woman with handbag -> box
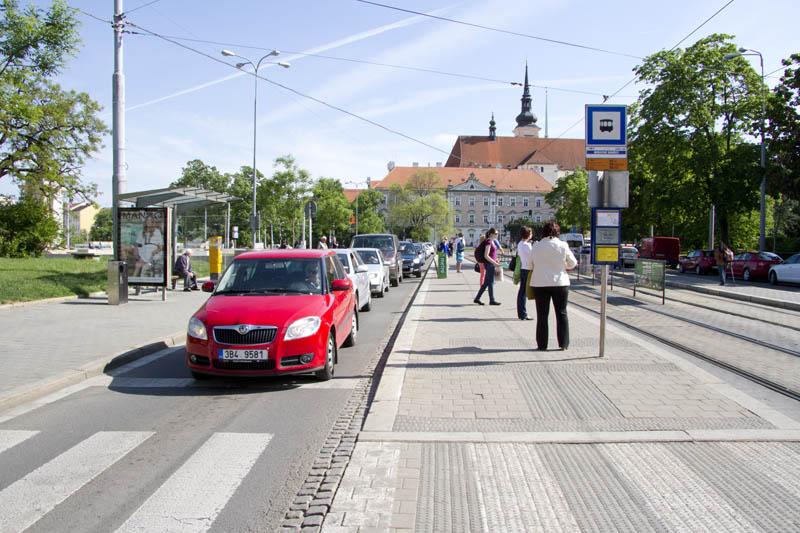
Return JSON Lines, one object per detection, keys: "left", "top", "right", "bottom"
{"left": 516, "top": 226, "right": 534, "bottom": 320}
{"left": 473, "top": 229, "right": 501, "bottom": 306}
{"left": 531, "top": 221, "right": 577, "bottom": 350}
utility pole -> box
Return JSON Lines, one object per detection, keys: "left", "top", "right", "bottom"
{"left": 112, "top": 0, "right": 126, "bottom": 261}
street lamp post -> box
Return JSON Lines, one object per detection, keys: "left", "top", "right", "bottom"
{"left": 724, "top": 47, "right": 766, "bottom": 252}
{"left": 221, "top": 49, "right": 290, "bottom": 244}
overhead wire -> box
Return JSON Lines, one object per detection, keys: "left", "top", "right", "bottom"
{"left": 124, "top": 0, "right": 164, "bottom": 16}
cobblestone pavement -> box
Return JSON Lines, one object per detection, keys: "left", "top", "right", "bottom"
{"left": 323, "top": 261, "right": 800, "bottom": 532}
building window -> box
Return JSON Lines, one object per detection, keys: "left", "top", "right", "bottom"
{"left": 455, "top": 196, "right": 461, "bottom": 206}
{"left": 535, "top": 215, "right": 542, "bottom": 222}
{"left": 483, "top": 214, "right": 489, "bottom": 224}
{"left": 483, "top": 196, "right": 489, "bottom": 207}
{"left": 523, "top": 197, "right": 529, "bottom": 207}
{"left": 382, "top": 194, "right": 387, "bottom": 204}
{"left": 469, "top": 214, "right": 475, "bottom": 224}
{"left": 509, "top": 214, "right": 516, "bottom": 221}
{"left": 510, "top": 197, "right": 516, "bottom": 207}
{"left": 548, "top": 213, "right": 555, "bottom": 220}
{"left": 469, "top": 196, "right": 475, "bottom": 207}
{"left": 535, "top": 197, "right": 542, "bottom": 208}
{"left": 454, "top": 214, "right": 461, "bottom": 224}
{"left": 497, "top": 197, "right": 503, "bottom": 207}
{"left": 497, "top": 214, "right": 504, "bottom": 224}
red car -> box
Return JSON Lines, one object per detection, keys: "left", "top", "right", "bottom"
{"left": 185, "top": 250, "right": 358, "bottom": 381}
{"left": 730, "top": 251, "right": 783, "bottom": 281}
{"left": 678, "top": 249, "right": 716, "bottom": 274}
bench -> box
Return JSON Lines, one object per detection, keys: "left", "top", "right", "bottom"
{"left": 171, "top": 275, "right": 180, "bottom": 290}
{"left": 72, "top": 251, "right": 99, "bottom": 260}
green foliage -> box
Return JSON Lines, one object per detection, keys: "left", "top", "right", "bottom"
{"left": 385, "top": 171, "right": 451, "bottom": 239}
{"left": 89, "top": 207, "right": 112, "bottom": 241}
{"left": 351, "top": 189, "right": 385, "bottom": 236}
{"left": 545, "top": 168, "right": 589, "bottom": 232}
{"left": 170, "top": 159, "right": 230, "bottom": 193}
{"left": 628, "top": 34, "right": 765, "bottom": 248}
{"left": 312, "top": 177, "right": 351, "bottom": 245}
{"left": 766, "top": 53, "right": 800, "bottom": 202}
{"left": 0, "top": 198, "right": 59, "bottom": 256}
{"left": 259, "top": 156, "right": 311, "bottom": 245}
{"left": 504, "top": 218, "right": 546, "bottom": 241}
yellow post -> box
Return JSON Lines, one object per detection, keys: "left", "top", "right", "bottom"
{"left": 209, "top": 236, "right": 223, "bottom": 280}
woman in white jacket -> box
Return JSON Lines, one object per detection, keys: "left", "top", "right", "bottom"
{"left": 531, "top": 221, "right": 577, "bottom": 350}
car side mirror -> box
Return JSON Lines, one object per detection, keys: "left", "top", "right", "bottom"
{"left": 331, "top": 278, "right": 352, "bottom": 291}
{"left": 202, "top": 281, "right": 215, "bottom": 292}
{"left": 356, "top": 265, "right": 368, "bottom": 273}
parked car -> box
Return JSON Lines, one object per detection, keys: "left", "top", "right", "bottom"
{"left": 399, "top": 241, "right": 423, "bottom": 277}
{"left": 730, "top": 251, "right": 783, "bottom": 281}
{"left": 619, "top": 245, "right": 638, "bottom": 268}
{"left": 185, "top": 249, "right": 357, "bottom": 381}
{"left": 351, "top": 233, "right": 402, "bottom": 287}
{"left": 679, "top": 249, "right": 716, "bottom": 275}
{"left": 640, "top": 237, "right": 681, "bottom": 268}
{"left": 336, "top": 249, "right": 372, "bottom": 312}
{"left": 769, "top": 253, "right": 800, "bottom": 285}
{"left": 414, "top": 241, "right": 431, "bottom": 259}
{"left": 354, "top": 247, "right": 389, "bottom": 297}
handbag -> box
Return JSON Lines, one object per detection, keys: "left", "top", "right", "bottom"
{"left": 495, "top": 265, "right": 504, "bottom": 283}
{"left": 526, "top": 269, "right": 536, "bottom": 300}
{"left": 512, "top": 253, "right": 521, "bottom": 285}
{"left": 509, "top": 255, "right": 517, "bottom": 272}
{"left": 474, "top": 263, "right": 480, "bottom": 273}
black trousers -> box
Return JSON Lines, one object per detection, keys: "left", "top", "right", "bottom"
{"left": 534, "top": 285, "right": 569, "bottom": 350}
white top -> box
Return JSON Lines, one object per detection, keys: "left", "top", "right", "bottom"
{"left": 518, "top": 240, "right": 533, "bottom": 270}
{"left": 531, "top": 237, "right": 577, "bottom": 287}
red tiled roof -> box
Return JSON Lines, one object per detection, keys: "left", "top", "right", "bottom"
{"left": 445, "top": 136, "right": 585, "bottom": 170}
{"left": 342, "top": 189, "right": 363, "bottom": 203}
{"left": 371, "top": 166, "right": 552, "bottom": 193}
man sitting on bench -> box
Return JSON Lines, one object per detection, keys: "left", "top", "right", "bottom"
{"left": 174, "top": 249, "right": 199, "bottom": 291}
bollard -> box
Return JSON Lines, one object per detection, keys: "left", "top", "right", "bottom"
{"left": 108, "top": 261, "right": 128, "bottom": 305}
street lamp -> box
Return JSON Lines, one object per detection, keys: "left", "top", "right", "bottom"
{"left": 221, "top": 49, "right": 290, "bottom": 243}
{"left": 724, "top": 47, "right": 766, "bottom": 252}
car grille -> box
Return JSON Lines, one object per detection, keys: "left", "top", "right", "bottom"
{"left": 213, "top": 326, "right": 277, "bottom": 345}
{"left": 213, "top": 359, "right": 276, "bottom": 371}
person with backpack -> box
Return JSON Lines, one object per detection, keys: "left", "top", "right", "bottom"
{"left": 473, "top": 228, "right": 501, "bottom": 306}
{"left": 455, "top": 232, "right": 465, "bottom": 273}
{"left": 714, "top": 241, "right": 733, "bottom": 286}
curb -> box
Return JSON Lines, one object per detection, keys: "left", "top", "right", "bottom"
{"left": 0, "top": 331, "right": 185, "bottom": 413}
{"left": 0, "top": 291, "right": 107, "bottom": 311}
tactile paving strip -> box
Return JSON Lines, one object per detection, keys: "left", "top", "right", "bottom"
{"left": 516, "top": 368, "right": 621, "bottom": 420}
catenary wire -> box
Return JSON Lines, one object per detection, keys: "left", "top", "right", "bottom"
{"left": 125, "top": 0, "right": 164, "bottom": 15}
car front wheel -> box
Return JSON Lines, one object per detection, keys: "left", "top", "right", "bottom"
{"left": 679, "top": 263, "right": 685, "bottom": 273}
{"left": 343, "top": 308, "right": 358, "bottom": 347}
{"left": 769, "top": 271, "right": 778, "bottom": 285}
{"left": 695, "top": 265, "right": 702, "bottom": 275}
{"left": 742, "top": 268, "right": 751, "bottom": 281}
{"left": 315, "top": 332, "right": 336, "bottom": 381}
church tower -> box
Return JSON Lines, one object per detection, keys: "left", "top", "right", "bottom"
{"left": 513, "top": 63, "right": 541, "bottom": 138}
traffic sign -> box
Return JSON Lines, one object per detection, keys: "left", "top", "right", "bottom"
{"left": 350, "top": 216, "right": 356, "bottom": 225}
{"left": 585, "top": 104, "right": 627, "bottom": 160}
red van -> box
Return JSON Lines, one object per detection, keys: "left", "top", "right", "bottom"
{"left": 639, "top": 237, "right": 681, "bottom": 268}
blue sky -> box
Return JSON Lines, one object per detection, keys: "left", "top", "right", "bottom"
{"left": 3, "top": 0, "right": 797, "bottom": 206}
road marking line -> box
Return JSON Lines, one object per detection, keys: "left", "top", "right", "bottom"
{"left": 0, "top": 430, "right": 39, "bottom": 455}
{"left": 0, "top": 431, "right": 153, "bottom": 533}
{"left": 115, "top": 432, "right": 272, "bottom": 533}
{"left": 106, "top": 376, "right": 360, "bottom": 389}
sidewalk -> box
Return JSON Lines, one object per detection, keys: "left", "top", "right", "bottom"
{"left": 0, "top": 288, "right": 208, "bottom": 411}
{"left": 323, "top": 264, "right": 800, "bottom": 531}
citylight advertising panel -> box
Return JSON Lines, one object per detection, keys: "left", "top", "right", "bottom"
{"left": 118, "top": 207, "right": 168, "bottom": 286}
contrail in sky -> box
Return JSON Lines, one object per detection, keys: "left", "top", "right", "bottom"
{"left": 126, "top": 8, "right": 446, "bottom": 112}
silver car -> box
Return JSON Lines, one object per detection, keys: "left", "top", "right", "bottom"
{"left": 336, "top": 249, "right": 372, "bottom": 312}
{"left": 354, "top": 248, "right": 390, "bottom": 297}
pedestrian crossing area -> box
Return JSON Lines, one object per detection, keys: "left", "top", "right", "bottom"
{"left": 0, "top": 429, "right": 273, "bottom": 533}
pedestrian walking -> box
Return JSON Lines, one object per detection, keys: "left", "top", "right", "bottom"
{"left": 476, "top": 234, "right": 487, "bottom": 283}
{"left": 474, "top": 228, "right": 501, "bottom": 306}
{"left": 455, "top": 232, "right": 465, "bottom": 273}
{"left": 531, "top": 221, "right": 577, "bottom": 350}
{"left": 516, "top": 226, "right": 533, "bottom": 320}
{"left": 438, "top": 237, "right": 449, "bottom": 255}
{"left": 714, "top": 241, "right": 733, "bottom": 286}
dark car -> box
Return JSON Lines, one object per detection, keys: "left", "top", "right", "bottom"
{"left": 679, "top": 249, "right": 716, "bottom": 275}
{"left": 351, "top": 233, "right": 402, "bottom": 287}
{"left": 399, "top": 241, "right": 423, "bottom": 277}
{"left": 730, "top": 251, "right": 783, "bottom": 281}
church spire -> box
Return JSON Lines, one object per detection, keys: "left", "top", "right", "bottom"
{"left": 488, "top": 112, "right": 496, "bottom": 141}
{"left": 515, "top": 62, "right": 537, "bottom": 128}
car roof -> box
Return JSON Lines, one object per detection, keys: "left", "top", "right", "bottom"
{"left": 235, "top": 249, "right": 333, "bottom": 260}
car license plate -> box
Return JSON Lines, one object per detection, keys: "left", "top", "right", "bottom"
{"left": 218, "top": 348, "right": 267, "bottom": 361}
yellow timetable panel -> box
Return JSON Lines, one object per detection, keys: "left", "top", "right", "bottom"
{"left": 595, "top": 245, "right": 619, "bottom": 263}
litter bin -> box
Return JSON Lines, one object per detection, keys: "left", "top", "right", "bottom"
{"left": 437, "top": 252, "right": 448, "bottom": 279}
{"left": 108, "top": 261, "right": 128, "bottom": 305}
{"left": 209, "top": 236, "right": 223, "bottom": 280}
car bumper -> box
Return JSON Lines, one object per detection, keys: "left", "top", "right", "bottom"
{"left": 185, "top": 328, "right": 329, "bottom": 376}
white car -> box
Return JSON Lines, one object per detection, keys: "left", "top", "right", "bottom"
{"left": 336, "top": 249, "right": 372, "bottom": 311}
{"left": 354, "top": 247, "right": 390, "bottom": 298}
{"left": 769, "top": 253, "right": 800, "bottom": 285}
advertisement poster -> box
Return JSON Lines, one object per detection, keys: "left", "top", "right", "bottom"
{"left": 118, "top": 207, "right": 168, "bottom": 286}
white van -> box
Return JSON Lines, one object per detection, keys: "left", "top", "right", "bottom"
{"left": 560, "top": 233, "right": 584, "bottom": 257}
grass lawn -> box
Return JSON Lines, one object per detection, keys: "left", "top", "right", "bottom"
{"left": 0, "top": 256, "right": 212, "bottom": 304}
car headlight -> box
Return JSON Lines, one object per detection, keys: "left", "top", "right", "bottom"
{"left": 187, "top": 317, "right": 207, "bottom": 340}
{"left": 369, "top": 272, "right": 378, "bottom": 279}
{"left": 285, "top": 316, "right": 321, "bottom": 341}
{"left": 413, "top": 258, "right": 420, "bottom": 264}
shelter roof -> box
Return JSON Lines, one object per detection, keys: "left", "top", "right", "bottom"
{"left": 117, "top": 187, "right": 240, "bottom": 210}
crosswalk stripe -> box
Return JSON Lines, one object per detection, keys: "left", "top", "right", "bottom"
{"left": 116, "top": 432, "right": 272, "bottom": 533}
{"left": 0, "top": 431, "right": 153, "bottom": 533}
{"left": 0, "top": 430, "right": 39, "bottom": 455}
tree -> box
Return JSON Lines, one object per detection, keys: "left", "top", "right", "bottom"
{"left": 504, "top": 218, "right": 546, "bottom": 242}
{"left": 351, "top": 189, "right": 385, "bottom": 236}
{"left": 0, "top": 197, "right": 60, "bottom": 256}
{"left": 766, "top": 53, "right": 800, "bottom": 202}
{"left": 312, "top": 178, "right": 351, "bottom": 246}
{"left": 628, "top": 34, "right": 765, "bottom": 248}
{"left": 258, "top": 156, "right": 311, "bottom": 246}
{"left": 170, "top": 159, "right": 230, "bottom": 193}
{"left": 89, "top": 207, "right": 112, "bottom": 241}
{"left": 0, "top": 0, "right": 107, "bottom": 203}
{"left": 385, "top": 171, "right": 451, "bottom": 240}
{"left": 545, "top": 168, "right": 589, "bottom": 233}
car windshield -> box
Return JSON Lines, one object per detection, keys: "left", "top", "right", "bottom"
{"left": 215, "top": 257, "right": 323, "bottom": 295}
{"left": 399, "top": 244, "right": 414, "bottom": 254}
{"left": 357, "top": 250, "right": 380, "bottom": 264}
{"left": 336, "top": 253, "right": 350, "bottom": 273}
{"left": 758, "top": 252, "right": 780, "bottom": 261}
{"left": 353, "top": 236, "right": 393, "bottom": 250}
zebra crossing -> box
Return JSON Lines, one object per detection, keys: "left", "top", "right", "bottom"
{"left": 0, "top": 429, "right": 274, "bottom": 533}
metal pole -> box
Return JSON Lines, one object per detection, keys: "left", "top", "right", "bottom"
{"left": 355, "top": 193, "right": 358, "bottom": 236}
{"left": 758, "top": 53, "right": 766, "bottom": 252}
{"left": 599, "top": 264, "right": 608, "bottom": 358}
{"left": 225, "top": 202, "right": 230, "bottom": 249}
{"left": 709, "top": 204, "right": 715, "bottom": 249}
{"left": 112, "top": 0, "right": 126, "bottom": 261}
{"left": 251, "top": 61, "right": 259, "bottom": 242}
{"left": 302, "top": 210, "right": 306, "bottom": 249}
